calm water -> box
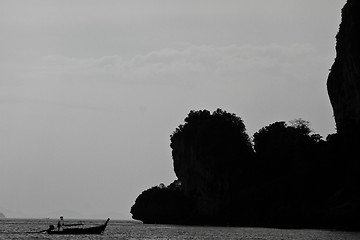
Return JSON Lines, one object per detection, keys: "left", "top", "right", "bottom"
{"left": 0, "top": 218, "right": 359, "bottom": 240}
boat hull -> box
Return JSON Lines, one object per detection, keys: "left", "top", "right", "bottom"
{"left": 47, "top": 218, "right": 110, "bottom": 235}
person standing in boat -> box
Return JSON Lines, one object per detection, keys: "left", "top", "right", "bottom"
{"left": 57, "top": 216, "right": 64, "bottom": 231}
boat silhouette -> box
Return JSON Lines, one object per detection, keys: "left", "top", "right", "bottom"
{"left": 46, "top": 218, "right": 110, "bottom": 235}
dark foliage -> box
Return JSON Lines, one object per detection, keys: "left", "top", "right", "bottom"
{"left": 253, "top": 119, "right": 321, "bottom": 176}
{"left": 131, "top": 180, "right": 191, "bottom": 224}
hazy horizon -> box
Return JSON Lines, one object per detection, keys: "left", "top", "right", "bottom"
{"left": 1, "top": 0, "right": 346, "bottom": 220}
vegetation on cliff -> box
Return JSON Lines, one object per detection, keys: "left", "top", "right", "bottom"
{"left": 130, "top": 180, "right": 190, "bottom": 224}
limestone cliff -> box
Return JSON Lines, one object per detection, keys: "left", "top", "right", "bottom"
{"left": 170, "top": 109, "right": 254, "bottom": 223}
{"left": 326, "top": 0, "right": 360, "bottom": 229}
{"left": 327, "top": 0, "right": 360, "bottom": 133}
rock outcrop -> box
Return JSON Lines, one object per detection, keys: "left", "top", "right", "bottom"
{"left": 326, "top": 0, "right": 360, "bottom": 229}
{"left": 170, "top": 109, "right": 254, "bottom": 223}
{"left": 131, "top": 111, "right": 329, "bottom": 227}
{"left": 327, "top": 0, "right": 360, "bottom": 133}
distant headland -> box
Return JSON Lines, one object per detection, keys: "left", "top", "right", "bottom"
{"left": 131, "top": 0, "right": 360, "bottom": 231}
{"left": 0, "top": 212, "right": 5, "bottom": 218}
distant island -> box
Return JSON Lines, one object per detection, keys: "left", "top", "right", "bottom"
{"left": 0, "top": 212, "right": 5, "bottom": 218}
{"left": 131, "top": 0, "right": 360, "bottom": 231}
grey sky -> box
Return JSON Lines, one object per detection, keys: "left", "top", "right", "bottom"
{"left": 1, "top": 0, "right": 346, "bottom": 219}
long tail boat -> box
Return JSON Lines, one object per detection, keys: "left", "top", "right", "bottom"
{"left": 46, "top": 218, "right": 110, "bottom": 235}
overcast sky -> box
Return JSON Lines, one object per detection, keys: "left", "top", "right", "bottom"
{"left": 0, "top": 0, "right": 346, "bottom": 219}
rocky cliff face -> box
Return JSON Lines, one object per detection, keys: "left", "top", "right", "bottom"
{"left": 171, "top": 137, "right": 235, "bottom": 219}
{"left": 326, "top": 0, "right": 360, "bottom": 228}
{"left": 170, "top": 109, "right": 254, "bottom": 222}
{"left": 327, "top": 0, "right": 360, "bottom": 133}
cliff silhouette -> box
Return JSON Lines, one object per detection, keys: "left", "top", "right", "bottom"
{"left": 325, "top": 0, "right": 360, "bottom": 230}
{"left": 328, "top": 0, "right": 360, "bottom": 133}
{"left": 131, "top": 0, "right": 360, "bottom": 230}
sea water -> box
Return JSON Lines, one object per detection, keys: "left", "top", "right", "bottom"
{"left": 0, "top": 218, "right": 359, "bottom": 240}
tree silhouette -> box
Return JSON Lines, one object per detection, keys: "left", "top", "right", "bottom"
{"left": 253, "top": 119, "right": 320, "bottom": 171}
{"left": 131, "top": 180, "right": 190, "bottom": 224}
